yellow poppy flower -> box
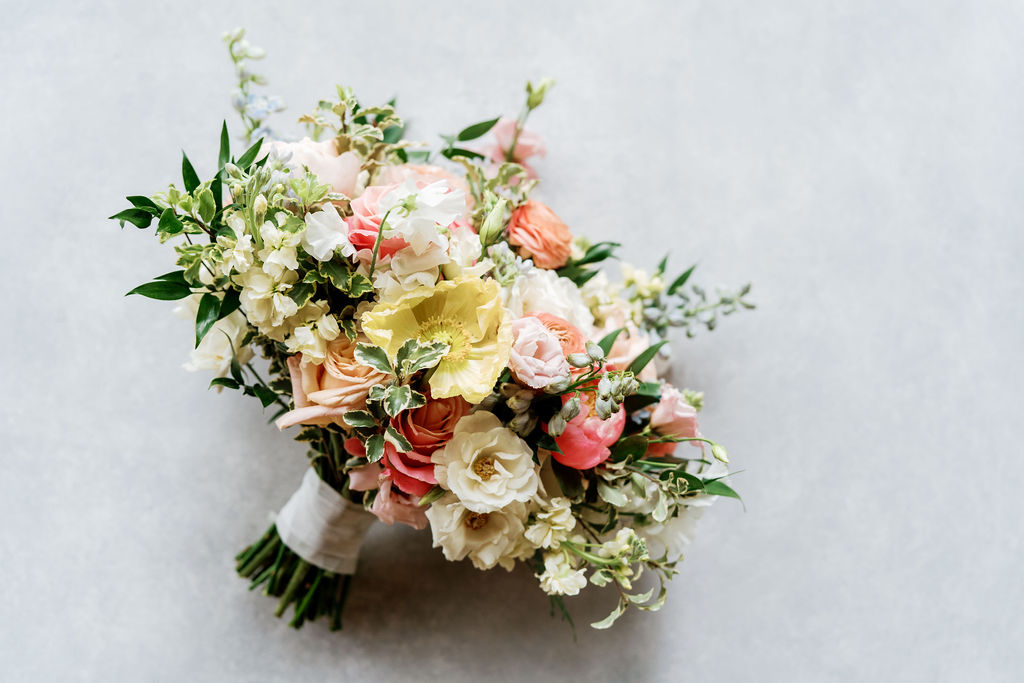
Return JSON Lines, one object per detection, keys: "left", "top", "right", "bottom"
{"left": 360, "top": 278, "right": 512, "bottom": 404}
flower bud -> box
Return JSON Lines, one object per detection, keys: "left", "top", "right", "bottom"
{"left": 510, "top": 411, "right": 537, "bottom": 436}
{"left": 595, "top": 398, "right": 614, "bottom": 420}
{"left": 597, "top": 375, "right": 613, "bottom": 397}
{"left": 566, "top": 353, "right": 590, "bottom": 368}
{"left": 478, "top": 198, "right": 508, "bottom": 247}
{"left": 585, "top": 341, "right": 605, "bottom": 362}
{"left": 526, "top": 78, "right": 555, "bottom": 110}
{"left": 544, "top": 375, "right": 572, "bottom": 393}
{"left": 560, "top": 396, "right": 581, "bottom": 421}
{"left": 253, "top": 194, "right": 268, "bottom": 224}
{"left": 547, "top": 413, "right": 567, "bottom": 437}
{"left": 711, "top": 444, "right": 729, "bottom": 464}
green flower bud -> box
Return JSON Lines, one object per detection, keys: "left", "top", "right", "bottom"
{"left": 478, "top": 198, "right": 509, "bottom": 247}
{"left": 547, "top": 413, "right": 567, "bottom": 437}
{"left": 561, "top": 396, "right": 581, "bottom": 421}
{"left": 545, "top": 375, "right": 572, "bottom": 393}
{"left": 567, "top": 353, "right": 591, "bottom": 368}
{"left": 526, "top": 78, "right": 555, "bottom": 110}
{"left": 585, "top": 341, "right": 605, "bottom": 362}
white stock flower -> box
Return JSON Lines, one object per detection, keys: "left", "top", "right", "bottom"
{"left": 433, "top": 411, "right": 538, "bottom": 513}
{"left": 442, "top": 223, "right": 492, "bottom": 279}
{"left": 525, "top": 497, "right": 576, "bottom": 549}
{"left": 216, "top": 215, "right": 255, "bottom": 276}
{"left": 235, "top": 268, "right": 298, "bottom": 340}
{"left": 378, "top": 179, "right": 464, "bottom": 254}
{"left": 257, "top": 216, "right": 302, "bottom": 279}
{"left": 371, "top": 243, "right": 448, "bottom": 299}
{"left": 302, "top": 204, "right": 354, "bottom": 261}
{"left": 425, "top": 494, "right": 530, "bottom": 571}
{"left": 536, "top": 551, "right": 587, "bottom": 596}
{"left": 503, "top": 265, "right": 595, "bottom": 335}
{"left": 283, "top": 300, "right": 342, "bottom": 363}
{"left": 638, "top": 504, "right": 709, "bottom": 561}
{"left": 173, "top": 295, "right": 253, "bottom": 378}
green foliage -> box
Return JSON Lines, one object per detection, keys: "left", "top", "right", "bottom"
{"left": 194, "top": 293, "right": 220, "bottom": 346}
{"left": 126, "top": 280, "right": 191, "bottom": 300}
{"left": 626, "top": 340, "right": 668, "bottom": 376}
{"left": 354, "top": 343, "right": 392, "bottom": 375}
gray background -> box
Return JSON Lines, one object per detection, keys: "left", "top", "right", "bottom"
{"left": 2, "top": 1, "right": 1021, "bottom": 681}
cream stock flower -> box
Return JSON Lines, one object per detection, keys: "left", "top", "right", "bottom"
{"left": 524, "top": 496, "right": 576, "bottom": 549}
{"left": 433, "top": 411, "right": 538, "bottom": 513}
{"left": 424, "top": 494, "right": 530, "bottom": 571}
{"left": 535, "top": 551, "right": 587, "bottom": 596}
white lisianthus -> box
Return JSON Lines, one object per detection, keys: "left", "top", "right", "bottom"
{"left": 173, "top": 295, "right": 253, "bottom": 378}
{"left": 257, "top": 216, "right": 302, "bottom": 279}
{"left": 378, "top": 179, "right": 463, "bottom": 254}
{"left": 371, "top": 243, "right": 448, "bottom": 299}
{"left": 235, "top": 269, "right": 298, "bottom": 340}
{"left": 536, "top": 551, "right": 587, "bottom": 596}
{"left": 301, "top": 204, "right": 354, "bottom": 261}
{"left": 525, "top": 497, "right": 576, "bottom": 549}
{"left": 503, "top": 264, "right": 595, "bottom": 335}
{"left": 424, "top": 494, "right": 530, "bottom": 571}
{"left": 442, "top": 223, "right": 492, "bottom": 280}
{"left": 433, "top": 411, "right": 539, "bottom": 513}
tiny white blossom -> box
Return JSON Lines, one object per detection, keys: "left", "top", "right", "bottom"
{"left": 525, "top": 497, "right": 577, "bottom": 549}
{"left": 536, "top": 551, "right": 587, "bottom": 596}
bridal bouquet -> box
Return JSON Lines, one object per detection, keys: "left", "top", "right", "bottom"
{"left": 112, "top": 29, "right": 752, "bottom": 632}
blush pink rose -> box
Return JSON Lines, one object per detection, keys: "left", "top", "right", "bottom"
{"left": 392, "top": 396, "right": 470, "bottom": 455}
{"left": 267, "top": 137, "right": 361, "bottom": 198}
{"left": 548, "top": 386, "right": 626, "bottom": 470}
{"left": 509, "top": 316, "right": 570, "bottom": 389}
{"left": 275, "top": 337, "right": 391, "bottom": 430}
{"left": 345, "top": 184, "right": 408, "bottom": 266}
{"left": 370, "top": 478, "right": 428, "bottom": 529}
{"left": 347, "top": 459, "right": 383, "bottom": 491}
{"left": 507, "top": 201, "right": 573, "bottom": 270}
{"left": 530, "top": 312, "right": 586, "bottom": 356}
{"left": 646, "top": 385, "right": 702, "bottom": 457}
{"left": 486, "top": 117, "right": 546, "bottom": 175}
{"left": 606, "top": 323, "right": 658, "bottom": 382}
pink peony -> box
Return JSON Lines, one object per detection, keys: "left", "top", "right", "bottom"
{"left": 509, "top": 316, "right": 570, "bottom": 389}
{"left": 507, "top": 201, "right": 573, "bottom": 269}
{"left": 345, "top": 184, "right": 408, "bottom": 266}
{"left": 275, "top": 337, "right": 390, "bottom": 430}
{"left": 549, "top": 386, "right": 626, "bottom": 470}
{"left": 370, "top": 478, "right": 428, "bottom": 529}
{"left": 392, "top": 395, "right": 470, "bottom": 455}
{"left": 267, "top": 137, "right": 361, "bottom": 198}
{"left": 486, "top": 117, "right": 546, "bottom": 172}
{"left": 646, "top": 385, "right": 702, "bottom": 457}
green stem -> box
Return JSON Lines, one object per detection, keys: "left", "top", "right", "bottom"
{"left": 367, "top": 208, "right": 395, "bottom": 279}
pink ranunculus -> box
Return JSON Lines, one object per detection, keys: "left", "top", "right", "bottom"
{"left": 506, "top": 201, "right": 573, "bottom": 270}
{"left": 370, "top": 478, "right": 428, "bottom": 529}
{"left": 267, "top": 137, "right": 361, "bottom": 198}
{"left": 377, "top": 164, "right": 474, "bottom": 212}
{"left": 530, "top": 312, "right": 586, "bottom": 356}
{"left": 509, "top": 316, "right": 570, "bottom": 389}
{"left": 381, "top": 442, "right": 435, "bottom": 497}
{"left": 275, "top": 337, "right": 391, "bottom": 430}
{"left": 606, "top": 323, "right": 658, "bottom": 382}
{"left": 345, "top": 184, "right": 408, "bottom": 267}
{"left": 486, "top": 117, "right": 546, "bottom": 172}
{"left": 647, "top": 384, "right": 702, "bottom": 457}
{"left": 549, "top": 386, "right": 626, "bottom": 470}
{"left": 392, "top": 395, "right": 470, "bottom": 456}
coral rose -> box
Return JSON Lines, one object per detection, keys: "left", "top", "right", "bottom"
{"left": 549, "top": 387, "right": 626, "bottom": 470}
{"left": 392, "top": 396, "right": 470, "bottom": 455}
{"left": 275, "top": 336, "right": 390, "bottom": 430}
{"left": 507, "top": 201, "right": 573, "bottom": 269}
{"left": 381, "top": 442, "right": 436, "bottom": 497}
{"left": 345, "top": 184, "right": 408, "bottom": 266}
{"left": 370, "top": 478, "right": 428, "bottom": 529}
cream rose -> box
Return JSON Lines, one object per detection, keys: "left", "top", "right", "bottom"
{"left": 424, "top": 494, "right": 530, "bottom": 570}
{"left": 432, "top": 411, "right": 538, "bottom": 513}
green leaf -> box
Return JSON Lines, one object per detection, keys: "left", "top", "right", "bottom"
{"left": 218, "top": 289, "right": 241, "bottom": 319}
{"left": 288, "top": 282, "right": 316, "bottom": 308}
{"left": 597, "top": 328, "right": 624, "bottom": 356}
{"left": 209, "top": 377, "right": 240, "bottom": 390}
{"left": 597, "top": 480, "right": 628, "bottom": 506}
{"left": 109, "top": 208, "right": 154, "bottom": 229}
{"left": 383, "top": 385, "right": 414, "bottom": 418}
{"left": 441, "top": 147, "right": 485, "bottom": 161}
{"left": 181, "top": 152, "right": 200, "bottom": 193}
{"left": 590, "top": 600, "right": 626, "bottom": 630}
{"left": 125, "top": 281, "right": 191, "bottom": 300}
{"left": 416, "top": 485, "right": 446, "bottom": 507}
{"left": 395, "top": 339, "right": 448, "bottom": 377}
{"left": 218, "top": 121, "right": 231, "bottom": 171}
{"left": 381, "top": 125, "right": 404, "bottom": 144}
{"left": 573, "top": 241, "right": 620, "bottom": 267}
{"left": 626, "top": 340, "right": 668, "bottom": 376}
{"left": 253, "top": 384, "right": 279, "bottom": 408}
{"left": 667, "top": 264, "right": 697, "bottom": 296}
{"left": 197, "top": 188, "right": 216, "bottom": 223}
{"left": 236, "top": 138, "right": 264, "bottom": 169}
{"left": 704, "top": 479, "right": 741, "bottom": 500}
{"left": 354, "top": 343, "right": 393, "bottom": 375}
{"left": 126, "top": 195, "right": 160, "bottom": 211}
{"left": 551, "top": 459, "right": 583, "bottom": 500}
{"left": 153, "top": 270, "right": 189, "bottom": 285}
{"left": 320, "top": 261, "right": 350, "bottom": 290}
{"left": 456, "top": 117, "right": 500, "bottom": 141}
{"left": 194, "top": 293, "right": 220, "bottom": 347}
{"left": 157, "top": 208, "right": 183, "bottom": 237}
{"left": 656, "top": 254, "right": 669, "bottom": 276}
{"left": 384, "top": 424, "right": 413, "bottom": 452}
{"left": 347, "top": 273, "right": 373, "bottom": 297}
{"left": 610, "top": 434, "right": 649, "bottom": 462}
{"left": 229, "top": 356, "right": 244, "bottom": 384}
{"left": 342, "top": 411, "right": 377, "bottom": 428}
{"left": 365, "top": 435, "right": 385, "bottom": 463}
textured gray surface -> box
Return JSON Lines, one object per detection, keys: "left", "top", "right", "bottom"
{"left": 2, "top": 1, "right": 1022, "bottom": 681}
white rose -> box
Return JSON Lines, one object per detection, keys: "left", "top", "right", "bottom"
{"left": 302, "top": 204, "right": 354, "bottom": 261}
{"left": 425, "top": 494, "right": 530, "bottom": 571}
{"left": 535, "top": 551, "right": 587, "bottom": 596}
{"left": 433, "top": 411, "right": 539, "bottom": 513}
{"left": 503, "top": 265, "right": 594, "bottom": 335}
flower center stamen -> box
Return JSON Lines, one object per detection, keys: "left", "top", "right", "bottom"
{"left": 472, "top": 456, "right": 497, "bottom": 480}
{"left": 417, "top": 315, "right": 470, "bottom": 362}
{"left": 464, "top": 512, "right": 490, "bottom": 530}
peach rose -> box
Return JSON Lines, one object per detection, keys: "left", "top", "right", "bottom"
{"left": 486, "top": 117, "right": 546, "bottom": 173}
{"left": 529, "top": 312, "right": 586, "bottom": 356}
{"left": 345, "top": 184, "right": 408, "bottom": 267}
{"left": 647, "top": 385, "right": 702, "bottom": 457}
{"left": 275, "top": 336, "right": 390, "bottom": 430}
{"left": 267, "top": 137, "right": 361, "bottom": 198}
{"left": 507, "top": 201, "right": 573, "bottom": 269}
{"left": 509, "top": 316, "right": 570, "bottom": 389}
{"left": 392, "top": 395, "right": 470, "bottom": 455}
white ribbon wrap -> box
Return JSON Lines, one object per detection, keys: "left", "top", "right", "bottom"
{"left": 275, "top": 468, "right": 376, "bottom": 574}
